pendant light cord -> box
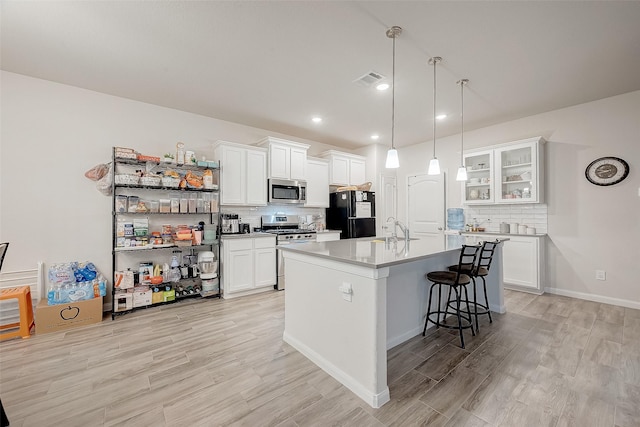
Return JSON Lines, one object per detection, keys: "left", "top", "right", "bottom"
{"left": 460, "top": 79, "right": 464, "bottom": 164}
{"left": 432, "top": 58, "right": 437, "bottom": 158}
{"left": 391, "top": 34, "right": 396, "bottom": 150}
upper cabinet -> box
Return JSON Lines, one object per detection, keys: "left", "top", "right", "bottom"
{"left": 463, "top": 149, "right": 494, "bottom": 204}
{"left": 213, "top": 141, "right": 268, "bottom": 206}
{"left": 305, "top": 157, "right": 330, "bottom": 208}
{"left": 257, "top": 137, "right": 310, "bottom": 181}
{"left": 463, "top": 137, "right": 545, "bottom": 205}
{"left": 319, "top": 150, "right": 366, "bottom": 186}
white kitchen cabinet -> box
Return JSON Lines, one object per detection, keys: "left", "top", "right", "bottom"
{"left": 246, "top": 149, "right": 268, "bottom": 205}
{"left": 221, "top": 235, "right": 276, "bottom": 298}
{"left": 257, "top": 137, "right": 310, "bottom": 181}
{"left": 305, "top": 157, "right": 330, "bottom": 207}
{"left": 463, "top": 233, "right": 544, "bottom": 294}
{"left": 214, "top": 141, "right": 267, "bottom": 206}
{"left": 502, "top": 235, "right": 543, "bottom": 293}
{"left": 462, "top": 149, "right": 494, "bottom": 204}
{"left": 254, "top": 238, "right": 277, "bottom": 287}
{"left": 319, "top": 150, "right": 367, "bottom": 186}
{"left": 494, "top": 138, "right": 544, "bottom": 204}
{"left": 462, "top": 137, "right": 545, "bottom": 205}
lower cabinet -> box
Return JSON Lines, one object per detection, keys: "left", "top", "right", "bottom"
{"left": 501, "top": 236, "right": 543, "bottom": 293}
{"left": 463, "top": 233, "right": 544, "bottom": 294}
{"left": 222, "top": 235, "right": 276, "bottom": 298}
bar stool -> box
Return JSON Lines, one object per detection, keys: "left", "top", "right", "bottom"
{"left": 0, "top": 286, "right": 35, "bottom": 340}
{"left": 423, "top": 244, "right": 480, "bottom": 349}
{"left": 0, "top": 242, "right": 35, "bottom": 341}
{"left": 448, "top": 240, "right": 497, "bottom": 332}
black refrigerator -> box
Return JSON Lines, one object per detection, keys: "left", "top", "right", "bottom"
{"left": 326, "top": 191, "right": 376, "bottom": 239}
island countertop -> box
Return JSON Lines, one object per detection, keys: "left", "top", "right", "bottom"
{"left": 277, "top": 237, "right": 464, "bottom": 268}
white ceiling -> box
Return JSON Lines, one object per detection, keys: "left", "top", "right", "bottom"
{"left": 2, "top": 1, "right": 640, "bottom": 150}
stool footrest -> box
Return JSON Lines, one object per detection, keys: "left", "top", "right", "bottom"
{"left": 446, "top": 301, "right": 491, "bottom": 316}
{"left": 426, "top": 311, "right": 474, "bottom": 331}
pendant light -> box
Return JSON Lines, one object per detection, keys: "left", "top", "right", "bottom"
{"left": 427, "top": 57, "right": 442, "bottom": 175}
{"left": 385, "top": 26, "right": 402, "bottom": 169}
{"left": 456, "top": 79, "right": 469, "bottom": 181}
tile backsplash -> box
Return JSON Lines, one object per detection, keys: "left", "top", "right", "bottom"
{"left": 220, "top": 206, "right": 326, "bottom": 230}
{"left": 463, "top": 204, "right": 547, "bottom": 234}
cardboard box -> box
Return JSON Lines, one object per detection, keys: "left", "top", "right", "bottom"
{"left": 36, "top": 297, "right": 103, "bottom": 334}
{"left": 114, "top": 292, "right": 133, "bottom": 312}
{"left": 163, "top": 289, "right": 175, "bottom": 302}
{"left": 133, "top": 287, "right": 152, "bottom": 307}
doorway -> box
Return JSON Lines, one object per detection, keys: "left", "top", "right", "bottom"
{"left": 407, "top": 173, "right": 445, "bottom": 251}
{"left": 378, "top": 174, "right": 397, "bottom": 236}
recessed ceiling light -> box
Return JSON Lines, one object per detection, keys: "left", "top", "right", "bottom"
{"left": 436, "top": 114, "right": 447, "bottom": 120}
{"left": 312, "top": 117, "right": 322, "bottom": 123}
{"left": 376, "top": 83, "right": 390, "bottom": 91}
{"left": 371, "top": 134, "right": 380, "bottom": 140}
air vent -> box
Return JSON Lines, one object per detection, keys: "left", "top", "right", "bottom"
{"left": 353, "top": 70, "right": 385, "bottom": 87}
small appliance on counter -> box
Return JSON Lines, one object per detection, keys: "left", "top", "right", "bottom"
{"left": 240, "top": 223, "right": 251, "bottom": 234}
{"left": 220, "top": 213, "right": 240, "bottom": 234}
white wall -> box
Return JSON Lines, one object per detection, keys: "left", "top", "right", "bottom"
{"left": 0, "top": 71, "right": 342, "bottom": 299}
{"left": 3, "top": 71, "right": 638, "bottom": 308}
{"left": 395, "top": 90, "right": 640, "bottom": 308}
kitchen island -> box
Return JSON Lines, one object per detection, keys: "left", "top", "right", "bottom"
{"left": 279, "top": 236, "right": 505, "bottom": 408}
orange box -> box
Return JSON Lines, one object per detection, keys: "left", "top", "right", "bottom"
{"left": 35, "top": 297, "right": 103, "bottom": 334}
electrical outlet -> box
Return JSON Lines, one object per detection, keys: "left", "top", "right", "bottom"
{"left": 339, "top": 282, "right": 353, "bottom": 302}
{"left": 596, "top": 270, "right": 606, "bottom": 281}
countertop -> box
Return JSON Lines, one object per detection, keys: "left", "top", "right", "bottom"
{"left": 461, "top": 231, "right": 547, "bottom": 238}
{"left": 278, "top": 237, "right": 473, "bottom": 269}
{"left": 220, "top": 232, "right": 275, "bottom": 239}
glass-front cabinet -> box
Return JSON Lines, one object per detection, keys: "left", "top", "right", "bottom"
{"left": 463, "top": 137, "right": 545, "bottom": 205}
{"left": 463, "top": 149, "right": 494, "bottom": 204}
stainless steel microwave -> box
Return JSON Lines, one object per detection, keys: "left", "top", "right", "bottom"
{"left": 268, "top": 178, "right": 306, "bottom": 204}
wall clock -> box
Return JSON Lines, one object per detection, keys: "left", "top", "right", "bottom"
{"left": 585, "top": 156, "right": 629, "bottom": 186}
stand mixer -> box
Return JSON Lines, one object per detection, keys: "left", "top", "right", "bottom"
{"left": 198, "top": 251, "right": 218, "bottom": 293}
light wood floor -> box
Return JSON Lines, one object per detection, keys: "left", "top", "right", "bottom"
{"left": 0, "top": 290, "right": 638, "bottom": 427}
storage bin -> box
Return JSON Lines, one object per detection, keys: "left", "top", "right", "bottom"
{"left": 162, "top": 176, "right": 180, "bottom": 188}
{"left": 140, "top": 176, "right": 161, "bottom": 187}
{"left": 115, "top": 174, "right": 140, "bottom": 185}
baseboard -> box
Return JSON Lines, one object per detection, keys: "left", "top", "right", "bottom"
{"left": 545, "top": 287, "right": 640, "bottom": 310}
{"left": 489, "top": 302, "right": 507, "bottom": 314}
{"left": 283, "top": 331, "right": 390, "bottom": 408}
{"left": 386, "top": 326, "right": 422, "bottom": 350}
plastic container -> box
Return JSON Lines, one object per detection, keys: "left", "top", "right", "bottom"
{"left": 446, "top": 208, "right": 465, "bottom": 231}
{"left": 159, "top": 199, "right": 171, "bottom": 213}
{"left": 127, "top": 196, "right": 139, "bottom": 213}
{"left": 203, "top": 224, "right": 217, "bottom": 243}
{"left": 170, "top": 198, "right": 180, "bottom": 213}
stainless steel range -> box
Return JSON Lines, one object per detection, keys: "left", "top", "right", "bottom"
{"left": 261, "top": 215, "right": 316, "bottom": 290}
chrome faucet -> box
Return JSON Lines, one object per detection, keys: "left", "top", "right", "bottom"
{"left": 385, "top": 217, "right": 410, "bottom": 243}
